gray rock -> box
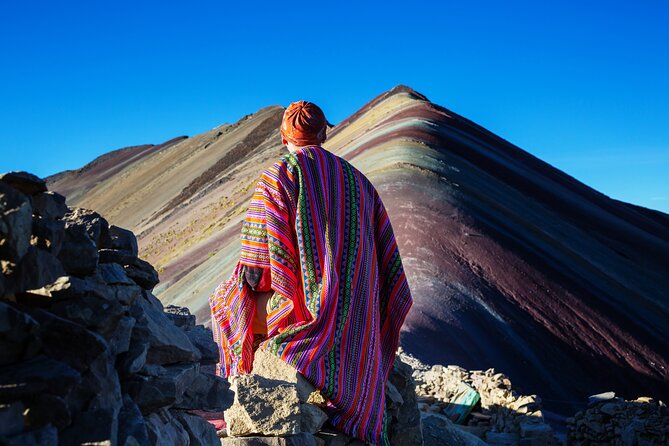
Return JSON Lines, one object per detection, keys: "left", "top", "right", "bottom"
{"left": 252, "top": 347, "right": 319, "bottom": 403}
{"left": 99, "top": 262, "right": 136, "bottom": 285}
{"left": 32, "top": 191, "right": 68, "bottom": 220}
{"left": 300, "top": 403, "right": 328, "bottom": 434}
{"left": 118, "top": 338, "right": 149, "bottom": 376}
{"left": 0, "top": 402, "right": 24, "bottom": 437}
{"left": 57, "top": 224, "right": 98, "bottom": 275}
{"left": 63, "top": 207, "right": 112, "bottom": 249}
{"left": 12, "top": 247, "right": 66, "bottom": 294}
{"left": 145, "top": 408, "right": 190, "bottom": 446}
{"left": 110, "top": 225, "right": 139, "bottom": 256}
{"left": 220, "top": 433, "right": 325, "bottom": 446}
{"left": 185, "top": 324, "right": 219, "bottom": 364}
{"left": 0, "top": 355, "right": 80, "bottom": 401}
{"left": 108, "top": 282, "right": 143, "bottom": 306}
{"left": 175, "top": 370, "right": 233, "bottom": 412}
{"left": 22, "top": 394, "right": 71, "bottom": 430}
{"left": 65, "top": 349, "right": 122, "bottom": 417}
{"left": 172, "top": 410, "right": 220, "bottom": 446}
{"left": 99, "top": 247, "right": 136, "bottom": 264}
{"left": 315, "top": 429, "right": 353, "bottom": 446}
{"left": 0, "top": 171, "right": 47, "bottom": 196}
{"left": 422, "top": 413, "right": 488, "bottom": 446}
{"left": 123, "top": 363, "right": 199, "bottom": 414}
{"left": 129, "top": 291, "right": 200, "bottom": 365}
{"left": 125, "top": 257, "right": 160, "bottom": 289}
{"left": 0, "top": 182, "right": 32, "bottom": 263}
{"left": 31, "top": 217, "right": 64, "bottom": 255}
{"left": 225, "top": 374, "right": 302, "bottom": 437}
{"left": 2, "top": 423, "right": 58, "bottom": 445}
{"left": 165, "top": 305, "right": 196, "bottom": 330}
{"left": 28, "top": 308, "right": 108, "bottom": 371}
{"left": 118, "top": 394, "right": 150, "bottom": 446}
{"left": 45, "top": 276, "right": 124, "bottom": 330}
{"left": 106, "top": 315, "right": 136, "bottom": 356}
{"left": 387, "top": 356, "right": 423, "bottom": 446}
{"left": 60, "top": 407, "right": 118, "bottom": 445}
{"left": 0, "top": 301, "right": 41, "bottom": 365}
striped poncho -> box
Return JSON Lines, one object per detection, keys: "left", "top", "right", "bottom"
{"left": 209, "top": 145, "right": 412, "bottom": 444}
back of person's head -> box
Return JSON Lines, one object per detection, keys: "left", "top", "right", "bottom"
{"left": 281, "top": 101, "right": 327, "bottom": 146}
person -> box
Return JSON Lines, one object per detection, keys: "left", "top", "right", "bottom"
{"left": 209, "top": 100, "right": 412, "bottom": 445}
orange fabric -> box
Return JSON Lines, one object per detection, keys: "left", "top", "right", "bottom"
{"left": 280, "top": 100, "right": 327, "bottom": 146}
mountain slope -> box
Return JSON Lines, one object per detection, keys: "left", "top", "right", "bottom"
{"left": 49, "top": 86, "right": 669, "bottom": 412}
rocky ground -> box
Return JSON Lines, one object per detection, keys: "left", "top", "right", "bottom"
{"left": 1, "top": 170, "right": 667, "bottom": 446}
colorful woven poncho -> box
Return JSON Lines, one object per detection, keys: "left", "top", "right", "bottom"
{"left": 209, "top": 145, "right": 412, "bottom": 444}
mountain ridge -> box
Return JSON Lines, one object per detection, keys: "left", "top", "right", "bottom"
{"left": 47, "top": 85, "right": 669, "bottom": 414}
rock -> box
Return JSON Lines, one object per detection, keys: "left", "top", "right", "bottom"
{"left": 421, "top": 413, "right": 490, "bottom": 446}
{"left": 57, "top": 223, "right": 98, "bottom": 275}
{"left": 0, "top": 182, "right": 32, "bottom": 263}
{"left": 0, "top": 172, "right": 47, "bottom": 196}
{"left": 122, "top": 363, "right": 199, "bottom": 414}
{"left": 45, "top": 276, "right": 124, "bottom": 330}
{"left": 30, "top": 217, "right": 64, "bottom": 255}
{"left": 225, "top": 374, "right": 302, "bottom": 437}
{"left": 118, "top": 338, "right": 149, "bottom": 376}
{"left": 32, "top": 191, "right": 68, "bottom": 220}
{"left": 63, "top": 207, "right": 112, "bottom": 249}
{"left": 220, "top": 432, "right": 325, "bottom": 446}
{"left": 129, "top": 291, "right": 200, "bottom": 365}
{"left": 22, "top": 393, "right": 71, "bottom": 430}
{"left": 66, "top": 349, "right": 122, "bottom": 416}
{"left": 144, "top": 408, "right": 190, "bottom": 446}
{"left": 300, "top": 403, "right": 328, "bottom": 434}
{"left": 125, "top": 257, "right": 160, "bottom": 289}
{"left": 99, "top": 248, "right": 136, "bottom": 264}
{"left": 172, "top": 410, "right": 220, "bottom": 446}
{"left": 110, "top": 225, "right": 139, "bottom": 256}
{"left": 315, "top": 428, "right": 353, "bottom": 446}
{"left": 0, "top": 301, "right": 41, "bottom": 365}
{"left": 0, "top": 355, "right": 80, "bottom": 401}
{"left": 588, "top": 391, "right": 616, "bottom": 405}
{"left": 118, "top": 393, "right": 150, "bottom": 446}
{"left": 175, "top": 370, "right": 233, "bottom": 412}
{"left": 106, "top": 315, "right": 136, "bottom": 356}
{"left": 12, "top": 247, "right": 66, "bottom": 294}
{"left": 485, "top": 430, "right": 519, "bottom": 445}
{"left": 387, "top": 356, "right": 423, "bottom": 446}
{"left": 99, "top": 262, "right": 135, "bottom": 286}
{"left": 2, "top": 423, "right": 58, "bottom": 445}
{"left": 252, "top": 347, "right": 318, "bottom": 403}
{"left": 165, "top": 305, "right": 196, "bottom": 330}
{"left": 185, "top": 324, "right": 220, "bottom": 364}
{"left": 60, "top": 406, "right": 119, "bottom": 445}
{"left": 0, "top": 402, "right": 24, "bottom": 437}
{"left": 28, "top": 308, "right": 108, "bottom": 371}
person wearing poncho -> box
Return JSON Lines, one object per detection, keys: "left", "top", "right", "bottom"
{"left": 209, "top": 101, "right": 412, "bottom": 444}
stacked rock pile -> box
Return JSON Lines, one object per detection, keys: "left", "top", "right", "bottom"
{"left": 565, "top": 395, "right": 668, "bottom": 445}
{"left": 400, "top": 350, "right": 557, "bottom": 446}
{"left": 221, "top": 348, "right": 423, "bottom": 446}
{"left": 0, "top": 172, "right": 232, "bottom": 445}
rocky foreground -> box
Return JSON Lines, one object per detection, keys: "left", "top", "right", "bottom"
{"left": 1, "top": 171, "right": 667, "bottom": 446}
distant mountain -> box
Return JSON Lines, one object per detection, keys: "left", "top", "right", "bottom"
{"left": 49, "top": 85, "right": 669, "bottom": 413}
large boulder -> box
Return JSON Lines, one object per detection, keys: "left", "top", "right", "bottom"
{"left": 224, "top": 348, "right": 328, "bottom": 438}
{"left": 129, "top": 291, "right": 201, "bottom": 365}
{"left": 32, "top": 191, "right": 68, "bottom": 220}
{"left": 0, "top": 182, "right": 32, "bottom": 263}
{"left": 0, "top": 172, "right": 47, "bottom": 196}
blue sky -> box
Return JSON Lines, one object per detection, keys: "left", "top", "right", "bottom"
{"left": 1, "top": 0, "right": 668, "bottom": 212}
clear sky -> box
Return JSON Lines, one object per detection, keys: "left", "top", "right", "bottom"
{"left": 1, "top": 0, "right": 668, "bottom": 212}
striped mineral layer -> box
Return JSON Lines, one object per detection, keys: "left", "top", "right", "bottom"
{"left": 48, "top": 86, "right": 669, "bottom": 415}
